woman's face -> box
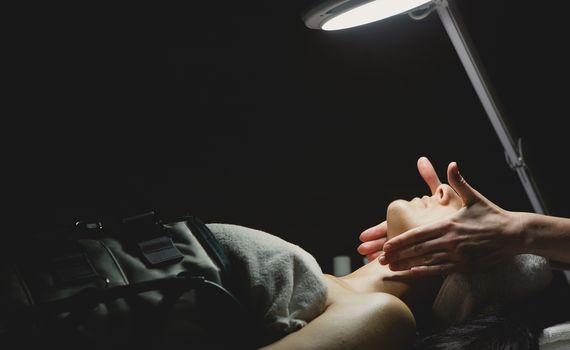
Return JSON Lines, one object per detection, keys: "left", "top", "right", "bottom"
{"left": 386, "top": 184, "right": 463, "bottom": 239}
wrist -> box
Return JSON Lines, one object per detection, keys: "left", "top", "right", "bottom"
{"left": 511, "top": 211, "right": 534, "bottom": 255}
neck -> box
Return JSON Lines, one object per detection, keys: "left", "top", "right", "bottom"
{"left": 337, "top": 260, "right": 443, "bottom": 316}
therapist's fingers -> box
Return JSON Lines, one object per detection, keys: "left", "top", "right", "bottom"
{"left": 383, "top": 219, "right": 450, "bottom": 253}
{"left": 359, "top": 221, "right": 387, "bottom": 242}
{"left": 447, "top": 162, "right": 482, "bottom": 207}
{"left": 380, "top": 237, "right": 444, "bottom": 265}
{"left": 407, "top": 251, "right": 505, "bottom": 276}
{"left": 409, "top": 263, "right": 456, "bottom": 277}
{"left": 358, "top": 221, "right": 388, "bottom": 257}
{"left": 387, "top": 252, "right": 450, "bottom": 271}
{"left": 357, "top": 237, "right": 387, "bottom": 256}
{"left": 366, "top": 251, "right": 382, "bottom": 262}
{"left": 389, "top": 243, "right": 506, "bottom": 275}
{"left": 417, "top": 156, "right": 442, "bottom": 195}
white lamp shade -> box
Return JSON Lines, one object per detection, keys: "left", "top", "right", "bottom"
{"left": 304, "top": 0, "right": 433, "bottom": 31}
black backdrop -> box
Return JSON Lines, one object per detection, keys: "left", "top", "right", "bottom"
{"left": 9, "top": 0, "right": 569, "bottom": 273}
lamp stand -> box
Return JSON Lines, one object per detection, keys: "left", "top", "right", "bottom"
{"left": 432, "top": 0, "right": 570, "bottom": 282}
{"left": 423, "top": 0, "right": 548, "bottom": 215}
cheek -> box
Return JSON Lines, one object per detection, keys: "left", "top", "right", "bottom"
{"left": 386, "top": 201, "right": 459, "bottom": 240}
{"left": 421, "top": 207, "right": 458, "bottom": 225}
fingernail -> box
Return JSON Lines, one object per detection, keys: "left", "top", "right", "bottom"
{"left": 383, "top": 243, "right": 392, "bottom": 252}
{"left": 379, "top": 254, "right": 386, "bottom": 265}
{"left": 454, "top": 163, "right": 463, "bottom": 180}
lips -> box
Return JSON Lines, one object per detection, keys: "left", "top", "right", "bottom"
{"left": 412, "top": 197, "right": 428, "bottom": 208}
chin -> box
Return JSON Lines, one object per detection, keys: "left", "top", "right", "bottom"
{"left": 386, "top": 200, "right": 417, "bottom": 239}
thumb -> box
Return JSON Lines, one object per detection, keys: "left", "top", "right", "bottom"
{"left": 447, "top": 162, "right": 481, "bottom": 206}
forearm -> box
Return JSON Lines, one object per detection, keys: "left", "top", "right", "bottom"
{"left": 517, "top": 212, "right": 570, "bottom": 265}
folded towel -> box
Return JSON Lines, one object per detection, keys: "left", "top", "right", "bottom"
{"left": 206, "top": 223, "right": 328, "bottom": 340}
{"left": 432, "top": 254, "right": 552, "bottom": 326}
{"left": 539, "top": 321, "right": 570, "bottom": 346}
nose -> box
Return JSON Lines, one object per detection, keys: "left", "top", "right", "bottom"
{"left": 433, "top": 184, "right": 451, "bottom": 199}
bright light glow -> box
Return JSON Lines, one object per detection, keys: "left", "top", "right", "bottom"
{"left": 322, "top": 0, "right": 433, "bottom": 30}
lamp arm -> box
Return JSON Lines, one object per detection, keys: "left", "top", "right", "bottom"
{"left": 427, "top": 0, "right": 548, "bottom": 214}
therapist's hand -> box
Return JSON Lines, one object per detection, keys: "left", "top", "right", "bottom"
{"left": 357, "top": 156, "right": 443, "bottom": 261}
{"left": 380, "top": 162, "right": 524, "bottom": 276}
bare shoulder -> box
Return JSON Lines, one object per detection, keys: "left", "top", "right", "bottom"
{"left": 325, "top": 273, "right": 416, "bottom": 327}
{"left": 261, "top": 286, "right": 416, "bottom": 350}
{"left": 331, "top": 292, "right": 416, "bottom": 340}
{"left": 335, "top": 291, "right": 415, "bottom": 316}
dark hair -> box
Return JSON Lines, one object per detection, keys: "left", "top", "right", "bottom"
{"left": 412, "top": 270, "right": 570, "bottom": 350}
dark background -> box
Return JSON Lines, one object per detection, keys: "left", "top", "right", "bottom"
{"left": 9, "top": 0, "right": 568, "bottom": 273}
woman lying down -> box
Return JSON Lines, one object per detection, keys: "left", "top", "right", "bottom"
{"left": 205, "top": 184, "right": 553, "bottom": 350}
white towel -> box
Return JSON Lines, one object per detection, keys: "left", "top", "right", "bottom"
{"left": 432, "top": 254, "right": 552, "bottom": 326}
{"left": 206, "top": 223, "right": 328, "bottom": 339}
{"left": 539, "top": 321, "right": 570, "bottom": 348}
